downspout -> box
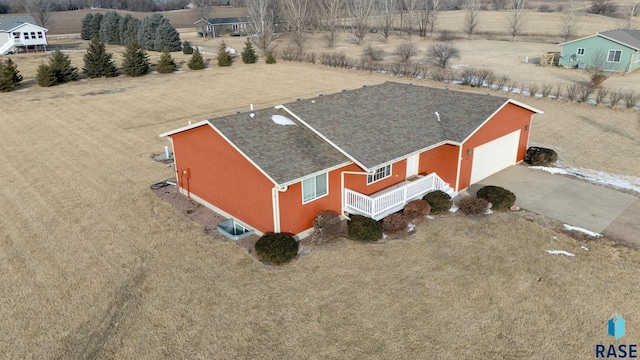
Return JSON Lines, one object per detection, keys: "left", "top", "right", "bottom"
{"left": 628, "top": 50, "right": 635, "bottom": 73}
{"left": 341, "top": 170, "right": 373, "bottom": 219}
{"left": 455, "top": 145, "right": 463, "bottom": 191}
{"left": 272, "top": 185, "right": 288, "bottom": 233}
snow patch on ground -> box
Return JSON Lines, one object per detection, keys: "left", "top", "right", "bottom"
{"left": 530, "top": 166, "right": 640, "bottom": 194}
{"left": 546, "top": 250, "right": 575, "bottom": 257}
{"left": 485, "top": 208, "right": 493, "bottom": 215}
{"left": 563, "top": 224, "right": 603, "bottom": 238}
{"left": 426, "top": 215, "right": 435, "bottom": 220}
{"left": 449, "top": 206, "right": 459, "bottom": 213}
{"left": 581, "top": 246, "right": 589, "bottom": 251}
{"left": 407, "top": 223, "right": 416, "bottom": 232}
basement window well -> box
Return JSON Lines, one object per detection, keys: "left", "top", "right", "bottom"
{"left": 217, "top": 219, "right": 255, "bottom": 240}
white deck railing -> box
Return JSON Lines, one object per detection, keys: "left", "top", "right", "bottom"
{"left": 344, "top": 173, "right": 450, "bottom": 220}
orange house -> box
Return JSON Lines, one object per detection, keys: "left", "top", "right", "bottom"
{"left": 160, "top": 82, "right": 543, "bottom": 239}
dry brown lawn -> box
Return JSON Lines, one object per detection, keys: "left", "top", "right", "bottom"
{"left": 1, "top": 30, "right": 639, "bottom": 359}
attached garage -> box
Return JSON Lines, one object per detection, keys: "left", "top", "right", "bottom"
{"left": 470, "top": 130, "right": 521, "bottom": 184}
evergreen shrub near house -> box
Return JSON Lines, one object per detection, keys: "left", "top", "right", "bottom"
{"left": 83, "top": 38, "right": 118, "bottom": 78}
{"left": 122, "top": 40, "right": 150, "bottom": 77}
{"left": 458, "top": 196, "right": 489, "bottom": 215}
{"left": 476, "top": 186, "right": 516, "bottom": 211}
{"left": 217, "top": 41, "right": 233, "bottom": 67}
{"left": 0, "top": 58, "right": 23, "bottom": 92}
{"left": 348, "top": 215, "right": 383, "bottom": 242}
{"left": 526, "top": 147, "right": 558, "bottom": 166}
{"left": 382, "top": 212, "right": 409, "bottom": 234}
{"left": 403, "top": 199, "right": 431, "bottom": 220}
{"left": 311, "top": 210, "right": 346, "bottom": 245}
{"left": 423, "top": 190, "right": 453, "bottom": 214}
{"left": 241, "top": 40, "right": 257, "bottom": 64}
{"left": 182, "top": 40, "right": 194, "bottom": 54}
{"left": 80, "top": 13, "right": 94, "bottom": 40}
{"left": 36, "top": 49, "right": 79, "bottom": 87}
{"left": 254, "top": 233, "right": 299, "bottom": 265}
{"left": 265, "top": 52, "right": 277, "bottom": 64}
{"left": 187, "top": 48, "right": 205, "bottom": 70}
{"left": 119, "top": 14, "right": 140, "bottom": 46}
{"left": 156, "top": 49, "right": 177, "bottom": 73}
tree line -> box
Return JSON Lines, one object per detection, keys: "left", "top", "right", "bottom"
{"left": 0, "top": 0, "right": 191, "bottom": 14}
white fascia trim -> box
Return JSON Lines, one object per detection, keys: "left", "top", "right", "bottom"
{"left": 279, "top": 161, "right": 352, "bottom": 188}
{"left": 161, "top": 120, "right": 280, "bottom": 187}
{"left": 461, "top": 100, "right": 543, "bottom": 144}
{"left": 376, "top": 140, "right": 462, "bottom": 170}
{"left": 598, "top": 34, "right": 639, "bottom": 51}
{"left": 7, "top": 23, "right": 48, "bottom": 32}
{"left": 275, "top": 104, "right": 371, "bottom": 172}
{"left": 558, "top": 33, "right": 598, "bottom": 46}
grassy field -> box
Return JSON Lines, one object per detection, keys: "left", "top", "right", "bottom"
{"left": 1, "top": 27, "right": 639, "bottom": 358}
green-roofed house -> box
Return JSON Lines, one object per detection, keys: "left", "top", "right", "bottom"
{"left": 0, "top": 15, "right": 48, "bottom": 55}
{"left": 558, "top": 29, "right": 640, "bottom": 73}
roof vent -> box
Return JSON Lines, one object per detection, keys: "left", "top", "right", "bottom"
{"left": 342, "top": 88, "right": 349, "bottom": 92}
{"left": 319, "top": 93, "right": 326, "bottom": 96}
{"left": 296, "top": 97, "right": 304, "bottom": 101}
{"left": 271, "top": 115, "right": 296, "bottom": 126}
{"left": 435, "top": 111, "right": 441, "bottom": 122}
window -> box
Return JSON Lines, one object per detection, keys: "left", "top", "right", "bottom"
{"left": 577, "top": 48, "right": 585, "bottom": 56}
{"left": 367, "top": 164, "right": 392, "bottom": 184}
{"left": 302, "top": 173, "right": 328, "bottom": 203}
{"left": 13, "top": 32, "right": 20, "bottom": 39}
{"left": 23, "top": 32, "right": 29, "bottom": 39}
{"left": 607, "top": 50, "right": 622, "bottom": 63}
{"left": 37, "top": 32, "right": 43, "bottom": 39}
{"left": 30, "top": 32, "right": 35, "bottom": 38}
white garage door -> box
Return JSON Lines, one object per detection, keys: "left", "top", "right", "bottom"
{"left": 470, "top": 130, "right": 521, "bottom": 184}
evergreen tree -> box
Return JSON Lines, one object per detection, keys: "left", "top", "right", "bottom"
{"left": 90, "top": 13, "right": 103, "bottom": 40}
{"left": 99, "top": 11, "right": 121, "bottom": 45}
{"left": 137, "top": 13, "right": 164, "bottom": 50}
{"left": 265, "top": 52, "right": 277, "bottom": 64}
{"left": 36, "top": 63, "right": 56, "bottom": 87}
{"left": 182, "top": 40, "right": 193, "bottom": 54}
{"left": 122, "top": 40, "right": 150, "bottom": 77}
{"left": 119, "top": 15, "right": 140, "bottom": 46}
{"left": 187, "top": 48, "right": 205, "bottom": 70}
{"left": 153, "top": 20, "right": 181, "bottom": 52}
{"left": 49, "top": 49, "right": 79, "bottom": 84}
{"left": 0, "top": 59, "right": 22, "bottom": 92}
{"left": 217, "top": 41, "right": 232, "bottom": 67}
{"left": 83, "top": 38, "right": 118, "bottom": 78}
{"left": 241, "top": 40, "right": 257, "bottom": 64}
{"left": 156, "top": 48, "right": 177, "bottom": 73}
{"left": 81, "top": 13, "right": 94, "bottom": 40}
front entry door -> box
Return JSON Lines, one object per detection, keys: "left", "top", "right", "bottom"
{"left": 406, "top": 154, "right": 419, "bottom": 178}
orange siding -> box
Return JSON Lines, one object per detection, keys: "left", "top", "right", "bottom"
{"left": 458, "top": 103, "right": 534, "bottom": 190}
{"left": 170, "top": 125, "right": 276, "bottom": 233}
{"left": 344, "top": 160, "right": 407, "bottom": 195}
{"left": 419, "top": 144, "right": 460, "bottom": 187}
{"left": 278, "top": 164, "right": 352, "bottom": 235}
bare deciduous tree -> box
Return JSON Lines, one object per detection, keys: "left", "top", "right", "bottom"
{"left": 561, "top": 0, "right": 582, "bottom": 41}
{"left": 463, "top": 0, "right": 480, "bottom": 39}
{"left": 491, "top": 0, "right": 506, "bottom": 9}
{"left": 393, "top": 42, "right": 420, "bottom": 61}
{"left": 282, "top": 0, "right": 312, "bottom": 54}
{"left": 247, "top": 0, "right": 275, "bottom": 54}
{"left": 403, "top": 0, "right": 419, "bottom": 37}
{"left": 20, "top": 0, "right": 51, "bottom": 28}
{"left": 624, "top": 0, "right": 640, "bottom": 29}
{"left": 588, "top": 0, "right": 617, "bottom": 15}
{"left": 319, "top": 0, "right": 346, "bottom": 47}
{"left": 586, "top": 50, "right": 623, "bottom": 87}
{"left": 426, "top": 42, "right": 460, "bottom": 68}
{"left": 418, "top": 0, "right": 440, "bottom": 37}
{"left": 346, "top": 0, "right": 375, "bottom": 45}
{"left": 378, "top": 0, "right": 397, "bottom": 41}
{"left": 509, "top": 0, "right": 528, "bottom": 41}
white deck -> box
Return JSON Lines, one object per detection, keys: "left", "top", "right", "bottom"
{"left": 344, "top": 173, "right": 455, "bottom": 220}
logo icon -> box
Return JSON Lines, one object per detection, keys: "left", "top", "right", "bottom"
{"left": 608, "top": 315, "right": 626, "bottom": 340}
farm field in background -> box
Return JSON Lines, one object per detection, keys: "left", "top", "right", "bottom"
{"left": 1, "top": 14, "right": 640, "bottom": 358}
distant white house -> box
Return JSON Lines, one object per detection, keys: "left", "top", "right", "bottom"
{"left": 0, "top": 15, "right": 48, "bottom": 55}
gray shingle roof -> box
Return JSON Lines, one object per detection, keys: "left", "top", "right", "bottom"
{"left": 208, "top": 108, "right": 349, "bottom": 185}
{"left": 600, "top": 29, "right": 640, "bottom": 50}
{"left": 0, "top": 15, "right": 39, "bottom": 31}
{"left": 206, "top": 17, "right": 251, "bottom": 25}
{"left": 284, "top": 82, "right": 508, "bottom": 169}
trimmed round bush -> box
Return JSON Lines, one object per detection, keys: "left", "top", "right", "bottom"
{"left": 403, "top": 199, "right": 431, "bottom": 219}
{"left": 526, "top": 147, "right": 558, "bottom": 166}
{"left": 382, "top": 212, "right": 409, "bottom": 233}
{"left": 458, "top": 196, "right": 489, "bottom": 215}
{"left": 423, "top": 190, "right": 453, "bottom": 214}
{"left": 312, "top": 210, "right": 346, "bottom": 244}
{"left": 348, "top": 215, "right": 383, "bottom": 242}
{"left": 254, "top": 233, "right": 299, "bottom": 265}
{"left": 476, "top": 185, "right": 516, "bottom": 211}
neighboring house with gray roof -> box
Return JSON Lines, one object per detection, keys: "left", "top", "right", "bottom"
{"left": 0, "top": 15, "right": 48, "bottom": 55}
{"left": 160, "top": 82, "right": 543, "bottom": 238}
{"left": 558, "top": 29, "right": 640, "bottom": 73}
{"left": 194, "top": 17, "right": 252, "bottom": 38}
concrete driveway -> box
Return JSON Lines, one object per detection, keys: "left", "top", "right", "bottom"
{"left": 466, "top": 165, "right": 638, "bottom": 234}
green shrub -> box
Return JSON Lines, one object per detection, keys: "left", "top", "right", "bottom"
{"left": 187, "top": 48, "right": 205, "bottom": 70}
{"left": 382, "top": 212, "right": 408, "bottom": 233}
{"left": 254, "top": 233, "right": 299, "bottom": 265}
{"left": 476, "top": 185, "right": 516, "bottom": 211}
{"left": 312, "top": 210, "right": 346, "bottom": 244}
{"left": 241, "top": 40, "right": 257, "bottom": 64}
{"left": 403, "top": 199, "right": 431, "bottom": 219}
{"left": 348, "top": 215, "right": 383, "bottom": 242}
{"left": 156, "top": 48, "right": 177, "bottom": 73}
{"left": 36, "top": 63, "right": 56, "bottom": 87}
{"left": 217, "top": 41, "right": 233, "bottom": 67}
{"left": 0, "top": 58, "right": 23, "bottom": 92}
{"left": 526, "top": 147, "right": 558, "bottom": 166}
{"left": 265, "top": 52, "right": 277, "bottom": 64}
{"left": 423, "top": 190, "right": 453, "bottom": 214}
{"left": 182, "top": 40, "right": 193, "bottom": 54}
{"left": 458, "top": 196, "right": 489, "bottom": 215}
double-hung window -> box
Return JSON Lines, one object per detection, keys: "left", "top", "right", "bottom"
{"left": 302, "top": 173, "right": 328, "bottom": 203}
{"left": 367, "top": 164, "right": 392, "bottom": 184}
{"left": 607, "top": 50, "right": 622, "bottom": 63}
{"left": 577, "top": 48, "right": 585, "bottom": 56}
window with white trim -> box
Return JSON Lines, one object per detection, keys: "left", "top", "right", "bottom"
{"left": 37, "top": 32, "right": 43, "bottom": 39}
{"left": 12, "top": 32, "right": 20, "bottom": 39}
{"left": 302, "top": 173, "right": 328, "bottom": 203}
{"left": 607, "top": 50, "right": 622, "bottom": 63}
{"left": 577, "top": 48, "right": 585, "bottom": 56}
{"left": 367, "top": 164, "right": 392, "bottom": 184}
{"left": 23, "top": 32, "right": 29, "bottom": 39}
